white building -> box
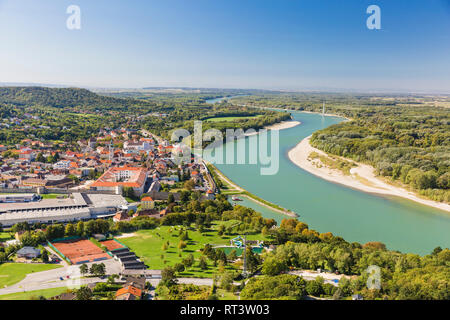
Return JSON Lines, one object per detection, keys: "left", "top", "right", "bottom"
{"left": 53, "top": 160, "right": 71, "bottom": 170}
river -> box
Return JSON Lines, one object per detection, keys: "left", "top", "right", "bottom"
{"left": 202, "top": 101, "right": 450, "bottom": 255}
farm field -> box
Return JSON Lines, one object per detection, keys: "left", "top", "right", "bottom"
{"left": 0, "top": 263, "right": 62, "bottom": 288}
{"left": 119, "top": 220, "right": 269, "bottom": 278}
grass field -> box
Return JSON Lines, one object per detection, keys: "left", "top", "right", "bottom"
{"left": 0, "top": 287, "right": 69, "bottom": 300}
{"left": 0, "top": 232, "right": 13, "bottom": 242}
{"left": 205, "top": 115, "right": 263, "bottom": 122}
{"left": 40, "top": 194, "right": 67, "bottom": 199}
{"left": 217, "top": 289, "right": 238, "bottom": 300}
{"left": 0, "top": 263, "right": 62, "bottom": 288}
{"left": 119, "top": 221, "right": 268, "bottom": 278}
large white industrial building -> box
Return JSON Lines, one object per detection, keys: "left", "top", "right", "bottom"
{"left": 0, "top": 193, "right": 128, "bottom": 226}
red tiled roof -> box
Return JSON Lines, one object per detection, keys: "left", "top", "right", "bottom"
{"left": 91, "top": 166, "right": 147, "bottom": 189}
{"left": 116, "top": 286, "right": 142, "bottom": 298}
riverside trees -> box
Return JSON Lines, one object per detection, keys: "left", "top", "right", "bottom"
{"left": 231, "top": 93, "right": 449, "bottom": 203}
{"left": 263, "top": 217, "right": 450, "bottom": 300}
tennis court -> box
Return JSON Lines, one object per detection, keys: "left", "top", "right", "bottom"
{"left": 51, "top": 238, "right": 110, "bottom": 264}
{"left": 100, "top": 239, "right": 125, "bottom": 251}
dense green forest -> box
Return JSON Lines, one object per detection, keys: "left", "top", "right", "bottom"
{"left": 2, "top": 181, "right": 449, "bottom": 300}
{"left": 231, "top": 94, "right": 450, "bottom": 203}
{"left": 249, "top": 217, "right": 450, "bottom": 300}
{"left": 0, "top": 86, "right": 164, "bottom": 112}
{"left": 0, "top": 87, "right": 288, "bottom": 146}
{"left": 310, "top": 112, "right": 449, "bottom": 202}
{"left": 141, "top": 105, "right": 291, "bottom": 140}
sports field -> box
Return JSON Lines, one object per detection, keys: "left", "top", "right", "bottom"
{"left": 51, "top": 238, "right": 110, "bottom": 264}
{"left": 100, "top": 239, "right": 125, "bottom": 251}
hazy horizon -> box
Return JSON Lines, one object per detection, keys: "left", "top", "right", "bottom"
{"left": 0, "top": 0, "right": 449, "bottom": 93}
{"left": 1, "top": 81, "right": 449, "bottom": 95}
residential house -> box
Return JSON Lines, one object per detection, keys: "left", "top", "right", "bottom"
{"left": 115, "top": 285, "right": 142, "bottom": 300}
{"left": 140, "top": 196, "right": 154, "bottom": 210}
{"left": 16, "top": 246, "right": 41, "bottom": 259}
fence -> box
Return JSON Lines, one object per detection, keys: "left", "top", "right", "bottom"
{"left": 51, "top": 236, "right": 82, "bottom": 243}
{"left": 111, "top": 238, "right": 128, "bottom": 251}
{"left": 47, "top": 240, "right": 72, "bottom": 265}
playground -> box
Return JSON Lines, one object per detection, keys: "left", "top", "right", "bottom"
{"left": 50, "top": 238, "right": 110, "bottom": 265}
{"left": 214, "top": 235, "right": 265, "bottom": 256}
{"left": 216, "top": 246, "right": 264, "bottom": 257}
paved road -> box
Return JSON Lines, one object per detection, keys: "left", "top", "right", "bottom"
{"left": 0, "top": 266, "right": 239, "bottom": 297}
{"left": 147, "top": 277, "right": 218, "bottom": 287}
{"left": 43, "top": 245, "right": 69, "bottom": 267}
{"left": 0, "top": 259, "right": 226, "bottom": 296}
{"left": 0, "top": 260, "right": 122, "bottom": 295}
{"left": 1, "top": 263, "right": 349, "bottom": 297}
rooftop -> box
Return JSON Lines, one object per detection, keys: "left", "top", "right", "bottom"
{"left": 91, "top": 166, "right": 147, "bottom": 188}
{"left": 116, "top": 285, "right": 142, "bottom": 298}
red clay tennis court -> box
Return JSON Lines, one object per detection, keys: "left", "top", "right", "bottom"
{"left": 100, "top": 239, "right": 125, "bottom": 251}
{"left": 51, "top": 238, "right": 111, "bottom": 264}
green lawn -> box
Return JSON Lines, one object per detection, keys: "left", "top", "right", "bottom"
{"left": 205, "top": 115, "right": 263, "bottom": 122}
{"left": 125, "top": 197, "right": 138, "bottom": 203}
{"left": 119, "top": 221, "right": 268, "bottom": 278}
{"left": 0, "top": 287, "right": 69, "bottom": 300}
{"left": 217, "top": 289, "right": 238, "bottom": 300}
{"left": 0, "top": 232, "right": 13, "bottom": 242}
{"left": 40, "top": 194, "right": 67, "bottom": 199}
{"left": 0, "top": 263, "right": 62, "bottom": 288}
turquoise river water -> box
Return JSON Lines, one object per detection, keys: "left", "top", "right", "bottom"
{"left": 202, "top": 106, "right": 450, "bottom": 255}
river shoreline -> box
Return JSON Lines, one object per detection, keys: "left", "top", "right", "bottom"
{"left": 206, "top": 118, "right": 300, "bottom": 218}
{"left": 206, "top": 160, "right": 298, "bottom": 218}
{"left": 288, "top": 136, "right": 450, "bottom": 213}
{"left": 264, "top": 120, "right": 301, "bottom": 130}
{"left": 244, "top": 120, "right": 301, "bottom": 137}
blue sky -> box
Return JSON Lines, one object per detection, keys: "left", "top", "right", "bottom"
{"left": 0, "top": 0, "right": 449, "bottom": 92}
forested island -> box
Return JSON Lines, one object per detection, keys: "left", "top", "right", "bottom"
{"left": 230, "top": 94, "right": 450, "bottom": 204}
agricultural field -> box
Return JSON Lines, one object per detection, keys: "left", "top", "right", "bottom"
{"left": 119, "top": 220, "right": 269, "bottom": 278}
{"left": 0, "top": 263, "right": 62, "bottom": 288}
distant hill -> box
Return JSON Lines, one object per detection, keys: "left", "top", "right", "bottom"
{"left": 0, "top": 86, "right": 155, "bottom": 111}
